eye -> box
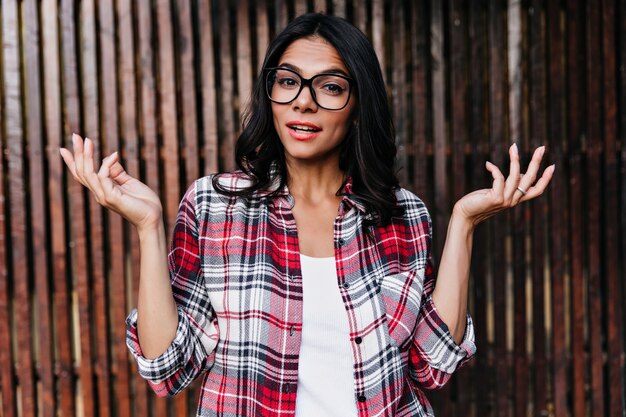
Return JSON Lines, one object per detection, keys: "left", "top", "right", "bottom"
{"left": 274, "top": 70, "right": 300, "bottom": 89}
{"left": 314, "top": 75, "right": 350, "bottom": 96}
{"left": 320, "top": 83, "right": 346, "bottom": 95}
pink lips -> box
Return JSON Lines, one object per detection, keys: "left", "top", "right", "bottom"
{"left": 286, "top": 120, "right": 322, "bottom": 141}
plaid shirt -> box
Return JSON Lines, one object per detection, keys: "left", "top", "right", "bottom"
{"left": 126, "top": 172, "right": 476, "bottom": 417}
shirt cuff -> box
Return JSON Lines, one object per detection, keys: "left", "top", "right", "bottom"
{"left": 413, "top": 295, "right": 477, "bottom": 374}
{"left": 126, "top": 306, "right": 193, "bottom": 382}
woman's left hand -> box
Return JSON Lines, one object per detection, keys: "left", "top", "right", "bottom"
{"left": 453, "top": 143, "right": 555, "bottom": 227}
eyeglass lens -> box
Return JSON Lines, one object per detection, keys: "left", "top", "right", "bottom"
{"left": 266, "top": 68, "right": 351, "bottom": 110}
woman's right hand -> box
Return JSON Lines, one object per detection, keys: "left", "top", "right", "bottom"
{"left": 60, "top": 133, "right": 163, "bottom": 233}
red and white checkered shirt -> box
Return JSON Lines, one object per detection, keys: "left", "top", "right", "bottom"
{"left": 126, "top": 171, "right": 476, "bottom": 417}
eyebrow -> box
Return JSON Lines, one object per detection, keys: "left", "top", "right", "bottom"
{"left": 277, "top": 62, "right": 350, "bottom": 77}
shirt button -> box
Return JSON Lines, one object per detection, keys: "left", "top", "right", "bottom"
{"left": 289, "top": 325, "right": 295, "bottom": 336}
{"left": 343, "top": 282, "right": 350, "bottom": 289}
{"left": 355, "top": 337, "right": 362, "bottom": 344}
{"left": 358, "top": 394, "right": 366, "bottom": 402}
{"left": 337, "top": 238, "right": 345, "bottom": 246}
{"left": 283, "top": 383, "right": 291, "bottom": 393}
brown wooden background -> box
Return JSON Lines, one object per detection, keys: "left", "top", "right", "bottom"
{"left": 0, "top": 0, "right": 624, "bottom": 416}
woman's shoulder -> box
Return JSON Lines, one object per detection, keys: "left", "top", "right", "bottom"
{"left": 392, "top": 187, "right": 432, "bottom": 231}
{"left": 189, "top": 170, "right": 278, "bottom": 204}
{"left": 394, "top": 187, "right": 429, "bottom": 213}
{"left": 188, "top": 170, "right": 254, "bottom": 193}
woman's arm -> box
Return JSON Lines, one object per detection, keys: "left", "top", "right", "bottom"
{"left": 60, "top": 133, "right": 178, "bottom": 358}
{"left": 135, "top": 223, "right": 179, "bottom": 358}
{"left": 432, "top": 143, "right": 554, "bottom": 344}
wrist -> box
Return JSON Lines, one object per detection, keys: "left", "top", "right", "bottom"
{"left": 136, "top": 220, "right": 166, "bottom": 241}
{"left": 450, "top": 206, "right": 476, "bottom": 235}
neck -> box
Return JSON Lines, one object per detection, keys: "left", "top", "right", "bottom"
{"left": 285, "top": 155, "right": 344, "bottom": 201}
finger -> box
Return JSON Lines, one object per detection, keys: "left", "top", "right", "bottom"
{"left": 82, "top": 138, "right": 107, "bottom": 202}
{"left": 72, "top": 133, "right": 86, "bottom": 183}
{"left": 519, "top": 164, "right": 555, "bottom": 203}
{"left": 504, "top": 143, "right": 521, "bottom": 202}
{"left": 59, "top": 148, "right": 79, "bottom": 178}
{"left": 486, "top": 161, "right": 506, "bottom": 200}
{"left": 109, "top": 160, "right": 133, "bottom": 184}
{"left": 97, "top": 152, "right": 121, "bottom": 199}
{"left": 513, "top": 146, "right": 546, "bottom": 204}
{"left": 520, "top": 146, "right": 545, "bottom": 186}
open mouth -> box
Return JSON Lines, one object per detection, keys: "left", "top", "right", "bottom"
{"left": 286, "top": 121, "right": 322, "bottom": 133}
{"left": 289, "top": 125, "right": 321, "bottom": 132}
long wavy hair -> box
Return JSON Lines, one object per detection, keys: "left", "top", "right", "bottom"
{"left": 213, "top": 12, "right": 403, "bottom": 228}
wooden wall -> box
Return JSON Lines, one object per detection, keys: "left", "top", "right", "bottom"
{"left": 0, "top": 1, "right": 624, "bottom": 416}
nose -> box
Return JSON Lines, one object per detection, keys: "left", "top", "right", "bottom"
{"left": 291, "top": 84, "right": 318, "bottom": 112}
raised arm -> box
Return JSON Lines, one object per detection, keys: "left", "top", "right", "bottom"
{"left": 60, "top": 133, "right": 177, "bottom": 358}
{"left": 433, "top": 143, "right": 555, "bottom": 343}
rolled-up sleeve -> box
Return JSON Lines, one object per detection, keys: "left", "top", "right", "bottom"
{"left": 408, "top": 236, "right": 477, "bottom": 389}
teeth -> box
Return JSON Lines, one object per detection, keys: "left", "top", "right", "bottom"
{"left": 290, "top": 125, "right": 318, "bottom": 132}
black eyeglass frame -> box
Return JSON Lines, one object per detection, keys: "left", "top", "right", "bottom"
{"left": 264, "top": 67, "right": 355, "bottom": 111}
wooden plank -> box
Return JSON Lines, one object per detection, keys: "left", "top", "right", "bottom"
{"left": 507, "top": 2, "right": 527, "bottom": 417}
{"left": 600, "top": 1, "right": 623, "bottom": 415}
{"left": 0, "top": 42, "right": 16, "bottom": 417}
{"left": 81, "top": 1, "right": 112, "bottom": 416}
{"left": 332, "top": 0, "right": 346, "bottom": 18}
{"left": 138, "top": 0, "right": 161, "bottom": 192}
{"left": 23, "top": 1, "right": 55, "bottom": 416}
{"left": 450, "top": 0, "right": 467, "bottom": 204}
{"left": 353, "top": 0, "right": 368, "bottom": 35}
{"left": 410, "top": 0, "right": 430, "bottom": 204}
{"left": 619, "top": 6, "right": 626, "bottom": 414}
{"left": 218, "top": 0, "right": 237, "bottom": 171}
{"left": 314, "top": 0, "right": 327, "bottom": 13}
{"left": 41, "top": 0, "right": 75, "bottom": 415}
{"left": 157, "top": 0, "right": 181, "bottom": 232}
{"left": 566, "top": 2, "right": 586, "bottom": 416}
{"left": 178, "top": 0, "right": 200, "bottom": 184}
{"left": 372, "top": 0, "right": 385, "bottom": 84}
{"left": 255, "top": 1, "right": 270, "bottom": 75}
{"left": 586, "top": 1, "right": 605, "bottom": 414}
{"left": 117, "top": 0, "right": 148, "bottom": 416}
{"left": 275, "top": 0, "right": 288, "bottom": 32}
{"left": 391, "top": 0, "right": 408, "bottom": 187}
{"left": 488, "top": 1, "right": 509, "bottom": 416}
{"left": 199, "top": 0, "right": 220, "bottom": 175}
{"left": 61, "top": 0, "right": 95, "bottom": 415}
{"left": 431, "top": 0, "right": 448, "bottom": 261}
{"left": 529, "top": 1, "right": 549, "bottom": 415}
{"left": 236, "top": 0, "right": 253, "bottom": 122}
{"left": 295, "top": 0, "right": 308, "bottom": 16}
{"left": 546, "top": 2, "right": 567, "bottom": 417}
{"left": 2, "top": 2, "right": 36, "bottom": 416}
{"left": 468, "top": 5, "right": 490, "bottom": 415}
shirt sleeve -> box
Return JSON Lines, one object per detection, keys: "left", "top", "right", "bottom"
{"left": 126, "top": 181, "right": 219, "bottom": 397}
{"left": 408, "top": 235, "right": 477, "bottom": 390}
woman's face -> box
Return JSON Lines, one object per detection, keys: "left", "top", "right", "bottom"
{"left": 270, "top": 36, "right": 356, "bottom": 166}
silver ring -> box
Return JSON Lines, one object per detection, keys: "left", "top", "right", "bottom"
{"left": 516, "top": 186, "right": 527, "bottom": 196}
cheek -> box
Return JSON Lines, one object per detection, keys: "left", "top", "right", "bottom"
{"left": 328, "top": 113, "right": 353, "bottom": 140}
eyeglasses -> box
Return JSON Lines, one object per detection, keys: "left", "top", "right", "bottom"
{"left": 264, "top": 67, "right": 354, "bottom": 110}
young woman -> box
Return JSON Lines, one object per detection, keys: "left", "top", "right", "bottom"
{"left": 60, "top": 13, "right": 553, "bottom": 417}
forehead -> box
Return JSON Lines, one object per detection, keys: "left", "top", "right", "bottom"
{"left": 278, "top": 37, "right": 348, "bottom": 77}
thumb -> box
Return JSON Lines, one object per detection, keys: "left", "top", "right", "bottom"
{"left": 107, "top": 155, "right": 133, "bottom": 184}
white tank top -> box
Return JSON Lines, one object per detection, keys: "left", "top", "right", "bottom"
{"left": 294, "top": 254, "right": 359, "bottom": 417}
